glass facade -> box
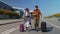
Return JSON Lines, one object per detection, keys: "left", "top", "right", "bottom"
{"left": 0, "top": 1, "right": 13, "bottom": 10}
{"left": 0, "top": 1, "right": 24, "bottom": 19}
{"left": 13, "top": 8, "right": 24, "bottom": 18}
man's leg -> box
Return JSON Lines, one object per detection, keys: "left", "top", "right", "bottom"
{"left": 34, "top": 19, "right": 38, "bottom": 31}
{"left": 34, "top": 19, "right": 36, "bottom": 31}
{"left": 37, "top": 18, "right": 40, "bottom": 29}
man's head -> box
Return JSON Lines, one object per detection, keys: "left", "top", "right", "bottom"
{"left": 25, "top": 8, "right": 29, "bottom": 13}
{"left": 35, "top": 5, "right": 38, "bottom": 9}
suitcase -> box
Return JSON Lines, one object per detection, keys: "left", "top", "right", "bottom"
{"left": 19, "top": 24, "right": 24, "bottom": 32}
{"left": 41, "top": 22, "right": 47, "bottom": 32}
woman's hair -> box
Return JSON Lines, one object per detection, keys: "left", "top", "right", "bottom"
{"left": 25, "top": 8, "right": 29, "bottom": 12}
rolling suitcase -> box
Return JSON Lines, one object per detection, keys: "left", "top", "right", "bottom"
{"left": 19, "top": 24, "right": 24, "bottom": 32}
{"left": 41, "top": 22, "right": 47, "bottom": 32}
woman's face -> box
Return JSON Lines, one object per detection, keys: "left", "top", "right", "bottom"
{"left": 25, "top": 10, "right": 29, "bottom": 13}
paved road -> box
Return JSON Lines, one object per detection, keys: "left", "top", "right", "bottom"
{"left": 0, "top": 18, "right": 60, "bottom": 34}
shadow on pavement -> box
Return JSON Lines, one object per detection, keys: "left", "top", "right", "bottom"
{"left": 23, "top": 27, "right": 53, "bottom": 32}
{"left": 46, "top": 27, "right": 53, "bottom": 32}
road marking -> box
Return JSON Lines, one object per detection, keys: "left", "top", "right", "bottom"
{"left": 44, "top": 19, "right": 60, "bottom": 29}
{"left": 1, "top": 26, "right": 19, "bottom": 34}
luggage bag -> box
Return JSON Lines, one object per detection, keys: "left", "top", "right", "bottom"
{"left": 19, "top": 24, "right": 24, "bottom": 32}
{"left": 41, "top": 22, "right": 47, "bottom": 32}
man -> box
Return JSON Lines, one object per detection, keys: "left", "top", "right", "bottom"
{"left": 32, "top": 5, "right": 42, "bottom": 31}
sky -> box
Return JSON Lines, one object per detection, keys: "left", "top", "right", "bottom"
{"left": 1, "top": 0, "right": 60, "bottom": 16}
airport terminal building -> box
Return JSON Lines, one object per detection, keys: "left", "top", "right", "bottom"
{"left": 0, "top": 1, "right": 13, "bottom": 11}
{"left": 0, "top": 1, "right": 24, "bottom": 19}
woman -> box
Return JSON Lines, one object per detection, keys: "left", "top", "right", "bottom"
{"left": 23, "top": 8, "right": 31, "bottom": 32}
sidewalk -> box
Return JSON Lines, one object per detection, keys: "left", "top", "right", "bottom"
{"left": 0, "top": 19, "right": 23, "bottom": 25}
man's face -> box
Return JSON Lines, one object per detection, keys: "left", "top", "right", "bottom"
{"left": 35, "top": 7, "right": 38, "bottom": 9}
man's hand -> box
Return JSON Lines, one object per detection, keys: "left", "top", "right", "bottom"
{"left": 32, "top": 14, "right": 36, "bottom": 16}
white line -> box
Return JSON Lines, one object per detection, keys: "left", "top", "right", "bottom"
{"left": 1, "top": 26, "right": 18, "bottom": 34}
{"left": 44, "top": 19, "right": 60, "bottom": 29}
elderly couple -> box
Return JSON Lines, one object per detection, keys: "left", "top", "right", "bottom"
{"left": 23, "top": 5, "right": 42, "bottom": 32}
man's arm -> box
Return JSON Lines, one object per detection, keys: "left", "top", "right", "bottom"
{"left": 32, "top": 10, "right": 35, "bottom": 16}
{"left": 39, "top": 10, "right": 42, "bottom": 18}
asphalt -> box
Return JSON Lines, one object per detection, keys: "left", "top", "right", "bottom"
{"left": 9, "top": 18, "right": 60, "bottom": 34}
{"left": 0, "top": 18, "right": 60, "bottom": 34}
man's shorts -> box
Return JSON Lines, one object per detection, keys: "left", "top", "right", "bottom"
{"left": 34, "top": 19, "right": 39, "bottom": 27}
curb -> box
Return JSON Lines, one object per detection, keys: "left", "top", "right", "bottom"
{"left": 0, "top": 20, "right": 23, "bottom": 26}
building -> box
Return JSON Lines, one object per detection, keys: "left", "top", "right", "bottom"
{"left": 12, "top": 7, "right": 24, "bottom": 18}
{"left": 0, "top": 1, "right": 24, "bottom": 19}
{"left": 0, "top": 1, "right": 20, "bottom": 19}
{"left": 0, "top": 1, "right": 13, "bottom": 11}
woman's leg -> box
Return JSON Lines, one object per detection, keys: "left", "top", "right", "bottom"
{"left": 26, "top": 27, "right": 30, "bottom": 32}
{"left": 26, "top": 27, "right": 28, "bottom": 31}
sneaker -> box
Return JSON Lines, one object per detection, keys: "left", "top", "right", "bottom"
{"left": 27, "top": 30, "right": 30, "bottom": 32}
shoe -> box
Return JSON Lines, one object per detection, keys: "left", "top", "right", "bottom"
{"left": 27, "top": 30, "right": 30, "bottom": 32}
